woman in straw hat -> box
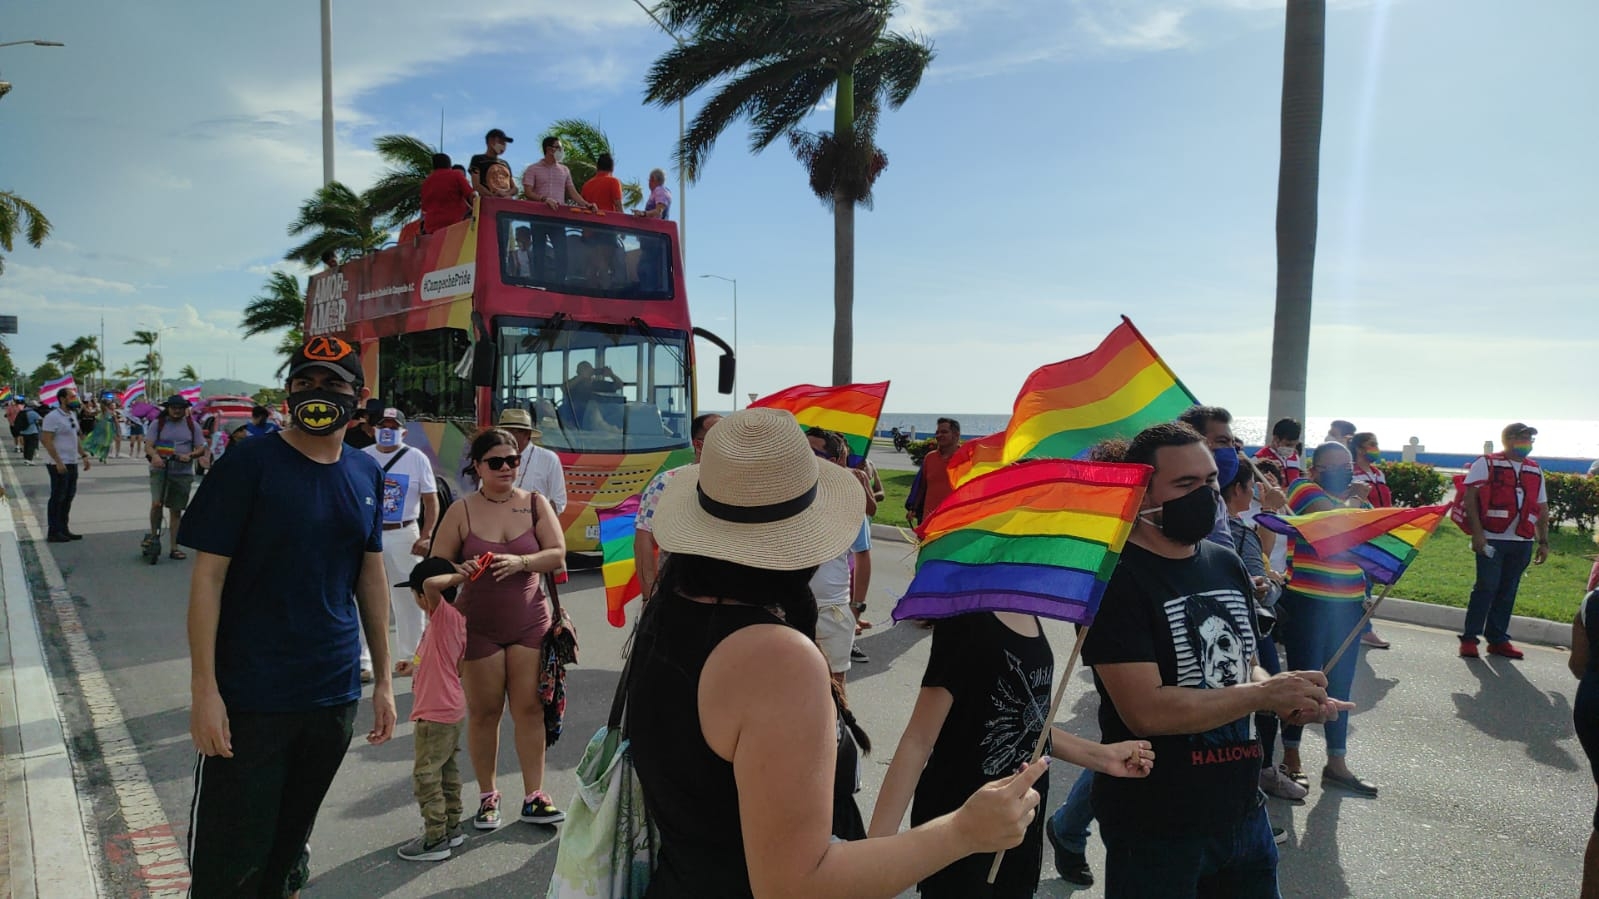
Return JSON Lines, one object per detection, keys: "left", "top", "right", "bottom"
{"left": 627, "top": 408, "right": 1048, "bottom": 898}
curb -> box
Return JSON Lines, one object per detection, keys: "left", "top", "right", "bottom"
{"left": 0, "top": 480, "right": 101, "bottom": 897}
{"left": 867, "top": 524, "right": 1572, "bottom": 650}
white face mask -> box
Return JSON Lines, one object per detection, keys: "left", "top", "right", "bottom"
{"left": 554, "top": 149, "right": 565, "bottom": 163}
{"left": 376, "top": 427, "right": 401, "bottom": 448}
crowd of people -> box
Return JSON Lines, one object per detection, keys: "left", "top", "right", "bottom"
{"left": 143, "top": 332, "right": 1583, "bottom": 898}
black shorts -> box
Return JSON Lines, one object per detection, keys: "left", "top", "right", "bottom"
{"left": 187, "top": 701, "right": 357, "bottom": 898}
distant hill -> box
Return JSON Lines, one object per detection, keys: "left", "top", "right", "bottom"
{"left": 200, "top": 378, "right": 266, "bottom": 398}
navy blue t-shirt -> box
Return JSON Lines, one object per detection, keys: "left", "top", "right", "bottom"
{"left": 178, "top": 433, "right": 383, "bottom": 714}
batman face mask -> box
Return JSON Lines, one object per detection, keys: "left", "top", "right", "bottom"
{"left": 288, "top": 389, "right": 356, "bottom": 435}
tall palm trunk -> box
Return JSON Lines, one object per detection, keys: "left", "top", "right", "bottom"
{"left": 832, "top": 66, "right": 857, "bottom": 386}
{"left": 1267, "top": 0, "right": 1326, "bottom": 428}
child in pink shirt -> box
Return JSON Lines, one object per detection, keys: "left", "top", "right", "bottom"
{"left": 395, "top": 557, "right": 469, "bottom": 862}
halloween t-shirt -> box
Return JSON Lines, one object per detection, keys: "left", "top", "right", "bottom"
{"left": 1083, "top": 540, "right": 1262, "bottom": 835}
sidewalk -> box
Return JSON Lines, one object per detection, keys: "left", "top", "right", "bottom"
{"left": 0, "top": 457, "right": 102, "bottom": 898}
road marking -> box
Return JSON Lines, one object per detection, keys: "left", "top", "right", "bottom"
{"left": 1, "top": 460, "right": 189, "bottom": 897}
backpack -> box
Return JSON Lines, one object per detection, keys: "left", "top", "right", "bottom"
{"left": 152, "top": 416, "right": 203, "bottom": 456}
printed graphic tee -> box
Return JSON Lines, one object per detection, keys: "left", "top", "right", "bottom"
{"left": 1083, "top": 540, "right": 1262, "bottom": 835}
{"left": 361, "top": 444, "right": 437, "bottom": 525}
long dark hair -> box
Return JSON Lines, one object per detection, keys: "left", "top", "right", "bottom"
{"left": 634, "top": 553, "right": 870, "bottom": 752}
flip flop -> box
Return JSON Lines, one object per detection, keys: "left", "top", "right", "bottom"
{"left": 168, "top": 550, "right": 187, "bottom": 560}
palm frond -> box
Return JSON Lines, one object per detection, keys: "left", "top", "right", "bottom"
{"left": 242, "top": 272, "right": 306, "bottom": 339}
{"left": 854, "top": 31, "right": 935, "bottom": 111}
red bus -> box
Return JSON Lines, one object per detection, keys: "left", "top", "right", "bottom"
{"left": 305, "top": 196, "right": 733, "bottom": 551}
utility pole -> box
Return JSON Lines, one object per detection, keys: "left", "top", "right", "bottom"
{"left": 320, "top": 0, "right": 335, "bottom": 186}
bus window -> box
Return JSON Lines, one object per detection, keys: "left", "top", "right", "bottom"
{"left": 494, "top": 317, "right": 689, "bottom": 453}
{"left": 498, "top": 212, "right": 674, "bottom": 300}
{"left": 377, "top": 328, "right": 474, "bottom": 425}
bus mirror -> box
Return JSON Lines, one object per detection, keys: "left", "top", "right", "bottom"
{"left": 471, "top": 342, "right": 497, "bottom": 388}
{"left": 718, "top": 355, "right": 735, "bottom": 394}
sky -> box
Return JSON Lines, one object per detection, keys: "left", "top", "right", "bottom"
{"left": 1, "top": 0, "right": 1594, "bottom": 423}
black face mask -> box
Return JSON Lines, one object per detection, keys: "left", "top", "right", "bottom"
{"left": 287, "top": 389, "right": 356, "bottom": 436}
{"left": 1141, "top": 485, "right": 1221, "bottom": 546}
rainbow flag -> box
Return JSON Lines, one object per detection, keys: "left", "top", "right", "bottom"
{"left": 749, "top": 381, "right": 889, "bottom": 465}
{"left": 891, "top": 459, "right": 1151, "bottom": 624}
{"left": 1256, "top": 505, "right": 1449, "bottom": 586}
{"left": 598, "top": 496, "right": 643, "bottom": 627}
{"left": 947, "top": 318, "right": 1196, "bottom": 487}
{"left": 0, "top": 387, "right": 12, "bottom": 403}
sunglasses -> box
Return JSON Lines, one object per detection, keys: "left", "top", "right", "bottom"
{"left": 481, "top": 455, "right": 521, "bottom": 470}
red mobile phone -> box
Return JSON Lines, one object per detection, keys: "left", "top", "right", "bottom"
{"left": 553, "top": 568, "right": 569, "bottom": 585}
{"left": 470, "top": 552, "right": 495, "bottom": 581}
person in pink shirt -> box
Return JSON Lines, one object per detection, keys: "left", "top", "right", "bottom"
{"left": 395, "top": 556, "right": 471, "bottom": 862}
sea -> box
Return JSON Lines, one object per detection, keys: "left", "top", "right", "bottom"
{"left": 874, "top": 414, "right": 1599, "bottom": 461}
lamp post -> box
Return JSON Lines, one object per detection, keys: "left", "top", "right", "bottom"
{"left": 699, "top": 274, "right": 737, "bottom": 405}
{"left": 629, "top": 0, "right": 687, "bottom": 261}
{"left": 320, "top": 0, "right": 335, "bottom": 186}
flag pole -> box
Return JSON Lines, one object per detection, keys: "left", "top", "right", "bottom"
{"left": 1321, "top": 581, "right": 1395, "bottom": 675}
{"left": 987, "top": 624, "right": 1090, "bottom": 884}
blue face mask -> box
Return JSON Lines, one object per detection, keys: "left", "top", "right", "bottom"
{"left": 1318, "top": 467, "right": 1355, "bottom": 495}
{"left": 1213, "top": 447, "right": 1240, "bottom": 488}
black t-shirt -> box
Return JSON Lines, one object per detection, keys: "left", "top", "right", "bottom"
{"left": 467, "top": 152, "right": 498, "bottom": 182}
{"left": 912, "top": 613, "right": 1052, "bottom": 896}
{"left": 1083, "top": 540, "right": 1262, "bottom": 835}
{"left": 177, "top": 434, "right": 384, "bottom": 714}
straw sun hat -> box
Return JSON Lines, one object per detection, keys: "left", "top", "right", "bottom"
{"left": 652, "top": 408, "right": 866, "bottom": 570}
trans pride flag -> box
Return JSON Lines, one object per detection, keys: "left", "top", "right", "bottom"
{"left": 750, "top": 381, "right": 889, "bottom": 466}
{"left": 39, "top": 375, "right": 77, "bottom": 405}
{"left": 1255, "top": 505, "right": 1449, "bottom": 586}
{"left": 948, "top": 318, "right": 1195, "bottom": 487}
{"left": 597, "top": 496, "right": 643, "bottom": 627}
{"left": 119, "top": 378, "right": 147, "bottom": 408}
{"left": 891, "top": 459, "right": 1151, "bottom": 625}
{"left": 178, "top": 384, "right": 204, "bottom": 405}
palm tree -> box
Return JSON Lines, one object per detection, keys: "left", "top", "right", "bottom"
{"left": 0, "top": 190, "right": 52, "bottom": 276}
{"left": 28, "top": 362, "right": 62, "bottom": 389}
{"left": 365, "top": 134, "right": 437, "bottom": 228}
{"left": 541, "top": 119, "right": 645, "bottom": 209}
{"left": 125, "top": 330, "right": 163, "bottom": 396}
{"left": 179, "top": 364, "right": 200, "bottom": 382}
{"left": 1266, "top": 0, "right": 1326, "bottom": 430}
{"left": 241, "top": 272, "right": 306, "bottom": 338}
{"left": 645, "top": 0, "right": 934, "bottom": 385}
{"left": 284, "top": 181, "right": 390, "bottom": 267}
{"left": 46, "top": 336, "right": 100, "bottom": 393}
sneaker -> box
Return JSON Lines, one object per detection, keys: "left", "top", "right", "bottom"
{"left": 474, "top": 791, "right": 502, "bottom": 830}
{"left": 396, "top": 834, "right": 451, "bottom": 862}
{"left": 1044, "top": 817, "right": 1093, "bottom": 886}
{"left": 520, "top": 791, "right": 565, "bottom": 825}
{"left": 447, "top": 824, "right": 466, "bottom": 848}
{"left": 1279, "top": 764, "right": 1309, "bottom": 789}
{"left": 1273, "top": 826, "right": 1288, "bottom": 845}
{"left": 1259, "top": 765, "right": 1309, "bottom": 801}
{"left": 1486, "top": 641, "right": 1524, "bottom": 660}
{"left": 850, "top": 645, "right": 870, "bottom": 664}
{"left": 1458, "top": 639, "right": 1480, "bottom": 659}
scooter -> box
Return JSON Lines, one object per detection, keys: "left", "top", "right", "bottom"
{"left": 142, "top": 458, "right": 171, "bottom": 565}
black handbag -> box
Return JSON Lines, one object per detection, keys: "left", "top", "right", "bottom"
{"left": 534, "top": 495, "right": 578, "bottom": 746}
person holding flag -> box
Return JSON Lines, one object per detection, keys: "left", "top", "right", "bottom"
{"left": 145, "top": 396, "right": 209, "bottom": 560}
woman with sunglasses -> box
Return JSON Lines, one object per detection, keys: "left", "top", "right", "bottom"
{"left": 429, "top": 428, "right": 568, "bottom": 831}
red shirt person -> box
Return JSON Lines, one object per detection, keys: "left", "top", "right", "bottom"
{"left": 419, "top": 153, "right": 474, "bottom": 234}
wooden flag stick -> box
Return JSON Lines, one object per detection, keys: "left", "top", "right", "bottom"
{"left": 987, "top": 625, "right": 1089, "bottom": 884}
{"left": 1322, "top": 581, "right": 1394, "bottom": 675}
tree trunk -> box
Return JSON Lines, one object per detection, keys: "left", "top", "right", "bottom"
{"left": 1267, "top": 0, "right": 1326, "bottom": 430}
{"left": 831, "top": 67, "right": 857, "bottom": 386}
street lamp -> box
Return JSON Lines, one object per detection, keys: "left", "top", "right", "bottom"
{"left": 629, "top": 0, "right": 688, "bottom": 261}
{"left": 320, "top": 0, "right": 335, "bottom": 186}
{"left": 699, "top": 274, "right": 737, "bottom": 405}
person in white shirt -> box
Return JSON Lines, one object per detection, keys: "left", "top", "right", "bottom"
{"left": 495, "top": 408, "right": 566, "bottom": 514}
{"left": 361, "top": 408, "right": 440, "bottom": 678}
{"left": 40, "top": 388, "right": 90, "bottom": 542}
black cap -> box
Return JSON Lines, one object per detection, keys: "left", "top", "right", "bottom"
{"left": 486, "top": 128, "right": 513, "bottom": 144}
{"left": 395, "top": 556, "right": 459, "bottom": 603}
{"left": 163, "top": 395, "right": 191, "bottom": 409}
{"left": 287, "top": 336, "right": 364, "bottom": 387}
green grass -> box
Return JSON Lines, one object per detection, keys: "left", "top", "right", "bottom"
{"left": 873, "top": 464, "right": 1596, "bottom": 624}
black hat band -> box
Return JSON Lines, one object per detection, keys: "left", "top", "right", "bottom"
{"left": 697, "top": 482, "right": 818, "bottom": 524}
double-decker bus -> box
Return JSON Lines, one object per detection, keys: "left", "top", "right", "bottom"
{"left": 304, "top": 196, "right": 734, "bottom": 551}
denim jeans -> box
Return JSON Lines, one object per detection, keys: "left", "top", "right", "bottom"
{"left": 1100, "top": 801, "right": 1280, "bottom": 898}
{"left": 1278, "top": 591, "right": 1364, "bottom": 757}
{"left": 46, "top": 462, "right": 78, "bottom": 537}
{"left": 1255, "top": 630, "right": 1280, "bottom": 768}
{"left": 1462, "top": 539, "right": 1534, "bottom": 644}
{"left": 1047, "top": 766, "right": 1096, "bottom": 854}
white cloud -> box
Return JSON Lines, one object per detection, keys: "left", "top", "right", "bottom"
{"left": 0, "top": 264, "right": 137, "bottom": 296}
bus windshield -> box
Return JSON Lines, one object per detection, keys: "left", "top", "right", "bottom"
{"left": 497, "top": 211, "right": 675, "bottom": 301}
{"left": 493, "top": 317, "right": 690, "bottom": 454}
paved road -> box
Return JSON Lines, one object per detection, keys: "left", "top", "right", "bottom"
{"left": 2, "top": 448, "right": 1590, "bottom": 898}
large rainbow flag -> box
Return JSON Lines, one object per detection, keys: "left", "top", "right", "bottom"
{"left": 947, "top": 318, "right": 1195, "bottom": 487}
{"left": 749, "top": 381, "right": 889, "bottom": 465}
{"left": 891, "top": 459, "right": 1151, "bottom": 625}
{"left": 1255, "top": 504, "right": 1449, "bottom": 586}
{"left": 597, "top": 496, "right": 643, "bottom": 627}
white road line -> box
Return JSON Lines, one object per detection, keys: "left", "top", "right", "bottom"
{"left": 0, "top": 457, "right": 189, "bottom": 897}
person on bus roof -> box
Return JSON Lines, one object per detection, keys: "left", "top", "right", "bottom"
{"left": 468, "top": 128, "right": 512, "bottom": 194}
{"left": 420, "top": 153, "right": 474, "bottom": 235}
{"left": 481, "top": 160, "right": 518, "bottom": 200}
{"left": 581, "top": 153, "right": 624, "bottom": 213}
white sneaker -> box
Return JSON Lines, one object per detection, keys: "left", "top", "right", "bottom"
{"left": 1260, "top": 765, "right": 1309, "bottom": 801}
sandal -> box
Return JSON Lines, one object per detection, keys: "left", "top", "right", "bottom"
{"left": 168, "top": 549, "right": 187, "bottom": 560}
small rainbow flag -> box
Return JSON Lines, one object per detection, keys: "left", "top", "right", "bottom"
{"left": 597, "top": 496, "right": 643, "bottom": 627}
{"left": 892, "top": 459, "right": 1151, "bottom": 625}
{"left": 749, "top": 381, "right": 889, "bottom": 465}
{"left": 0, "top": 386, "right": 13, "bottom": 403}
{"left": 947, "top": 318, "right": 1196, "bottom": 487}
{"left": 1256, "top": 505, "right": 1449, "bottom": 586}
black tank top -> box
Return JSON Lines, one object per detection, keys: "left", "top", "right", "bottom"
{"left": 628, "top": 598, "right": 783, "bottom": 899}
